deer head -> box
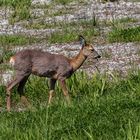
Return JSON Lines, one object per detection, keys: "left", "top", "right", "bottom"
{"left": 79, "top": 35, "right": 101, "bottom": 59}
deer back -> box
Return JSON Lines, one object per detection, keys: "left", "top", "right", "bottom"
{"left": 10, "top": 49, "right": 73, "bottom": 79}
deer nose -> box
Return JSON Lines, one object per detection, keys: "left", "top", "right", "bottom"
{"left": 94, "top": 55, "right": 101, "bottom": 59}
{"left": 93, "top": 49, "right": 101, "bottom": 59}
{"left": 97, "top": 55, "right": 101, "bottom": 58}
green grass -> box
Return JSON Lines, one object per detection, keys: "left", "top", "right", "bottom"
{"left": 34, "top": 20, "right": 98, "bottom": 44}
{"left": 0, "top": 48, "right": 14, "bottom": 64}
{"left": 0, "top": 0, "right": 31, "bottom": 23}
{"left": 0, "top": 71, "right": 140, "bottom": 140}
{"left": 105, "top": 17, "right": 138, "bottom": 27}
{"left": 50, "top": 27, "right": 98, "bottom": 44}
{"left": 0, "top": 0, "right": 29, "bottom": 7}
{"left": 0, "top": 35, "right": 43, "bottom": 46}
{"left": 0, "top": 0, "right": 16, "bottom": 6}
{"left": 24, "top": 19, "right": 98, "bottom": 30}
{"left": 116, "top": 17, "right": 138, "bottom": 24}
{"left": 24, "top": 19, "right": 99, "bottom": 44}
{"left": 54, "top": 0, "right": 75, "bottom": 5}
{"left": 108, "top": 26, "right": 140, "bottom": 43}
{"left": 48, "top": 28, "right": 96, "bottom": 44}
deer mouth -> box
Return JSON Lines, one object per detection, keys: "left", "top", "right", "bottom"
{"left": 94, "top": 55, "right": 101, "bottom": 59}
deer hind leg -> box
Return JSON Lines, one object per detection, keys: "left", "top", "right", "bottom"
{"left": 6, "top": 73, "right": 28, "bottom": 111}
{"left": 58, "top": 79, "right": 71, "bottom": 105}
{"left": 6, "top": 71, "right": 29, "bottom": 111}
{"left": 17, "top": 76, "right": 30, "bottom": 107}
{"left": 48, "top": 78, "right": 56, "bottom": 104}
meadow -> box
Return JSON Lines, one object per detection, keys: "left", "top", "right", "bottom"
{"left": 0, "top": 71, "right": 140, "bottom": 140}
{"left": 0, "top": 0, "right": 140, "bottom": 139}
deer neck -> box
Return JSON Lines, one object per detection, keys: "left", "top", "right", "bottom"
{"left": 70, "top": 49, "right": 87, "bottom": 71}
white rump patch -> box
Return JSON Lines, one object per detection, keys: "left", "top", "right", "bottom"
{"left": 9, "top": 57, "right": 15, "bottom": 66}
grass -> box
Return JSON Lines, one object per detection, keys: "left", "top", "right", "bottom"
{"left": 0, "top": 34, "right": 43, "bottom": 46}
{"left": 54, "top": 0, "right": 75, "bottom": 5}
{"left": 48, "top": 28, "right": 96, "bottom": 44}
{"left": 0, "top": 2, "right": 139, "bottom": 138}
{"left": 0, "top": 0, "right": 31, "bottom": 23}
{"left": 0, "top": 0, "right": 85, "bottom": 23}
{"left": 50, "top": 7, "right": 74, "bottom": 17}
{"left": 24, "top": 19, "right": 99, "bottom": 30}
{"left": 108, "top": 26, "right": 140, "bottom": 43}
{"left": 24, "top": 19, "right": 99, "bottom": 44}
{"left": 116, "top": 17, "right": 138, "bottom": 24}
{"left": 0, "top": 48, "right": 14, "bottom": 63}
{"left": 0, "top": 71, "right": 140, "bottom": 140}
{"left": 105, "top": 17, "right": 138, "bottom": 27}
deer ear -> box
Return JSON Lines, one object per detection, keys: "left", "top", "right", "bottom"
{"left": 79, "top": 35, "right": 86, "bottom": 46}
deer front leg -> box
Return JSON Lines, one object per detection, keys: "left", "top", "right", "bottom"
{"left": 48, "top": 79, "right": 56, "bottom": 104}
{"left": 6, "top": 89, "right": 12, "bottom": 112}
{"left": 58, "top": 79, "right": 71, "bottom": 105}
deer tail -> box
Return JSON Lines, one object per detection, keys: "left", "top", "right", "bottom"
{"left": 9, "top": 56, "right": 15, "bottom": 66}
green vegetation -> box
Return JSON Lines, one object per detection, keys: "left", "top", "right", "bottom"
{"left": 0, "top": 49, "right": 14, "bottom": 63}
{"left": 102, "top": 0, "right": 119, "bottom": 2}
{"left": 116, "top": 17, "right": 138, "bottom": 24}
{"left": 24, "top": 19, "right": 99, "bottom": 43}
{"left": 108, "top": 26, "right": 140, "bottom": 43}
{"left": 54, "top": 0, "right": 75, "bottom": 5}
{"left": 10, "top": 0, "right": 31, "bottom": 23}
{"left": 53, "top": 0, "right": 86, "bottom": 5}
{"left": 0, "top": 0, "right": 140, "bottom": 138}
{"left": 0, "top": 0, "right": 17, "bottom": 6}
{"left": 25, "top": 19, "right": 98, "bottom": 30}
{"left": 50, "top": 7, "right": 74, "bottom": 17}
{"left": 105, "top": 17, "right": 138, "bottom": 27}
{"left": 0, "top": 0, "right": 31, "bottom": 23}
{"left": 0, "top": 63, "right": 11, "bottom": 72}
{"left": 0, "top": 0, "right": 29, "bottom": 7}
{"left": 0, "top": 71, "right": 140, "bottom": 140}
{"left": 48, "top": 28, "right": 96, "bottom": 44}
{"left": 0, "top": 47, "right": 14, "bottom": 71}
{"left": 0, "top": 35, "right": 43, "bottom": 46}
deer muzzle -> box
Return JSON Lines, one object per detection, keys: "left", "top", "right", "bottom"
{"left": 93, "top": 50, "right": 101, "bottom": 59}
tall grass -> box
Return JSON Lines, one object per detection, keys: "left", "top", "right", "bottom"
{"left": 54, "top": 0, "right": 75, "bottom": 5}
{"left": 0, "top": 0, "right": 31, "bottom": 23}
{"left": 0, "top": 71, "right": 140, "bottom": 140}
{"left": 0, "top": 34, "right": 43, "bottom": 46}
{"left": 24, "top": 19, "right": 99, "bottom": 44}
{"left": 108, "top": 26, "right": 140, "bottom": 43}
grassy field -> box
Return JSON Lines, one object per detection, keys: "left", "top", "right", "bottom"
{"left": 0, "top": 71, "right": 140, "bottom": 140}
{"left": 108, "top": 26, "right": 140, "bottom": 43}
{"left": 0, "top": 0, "right": 140, "bottom": 139}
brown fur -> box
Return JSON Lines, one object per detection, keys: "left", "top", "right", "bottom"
{"left": 6, "top": 36, "right": 101, "bottom": 111}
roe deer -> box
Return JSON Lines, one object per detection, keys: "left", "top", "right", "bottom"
{"left": 6, "top": 35, "right": 101, "bottom": 111}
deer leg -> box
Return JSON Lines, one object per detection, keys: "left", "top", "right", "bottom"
{"left": 6, "top": 75, "right": 26, "bottom": 111}
{"left": 17, "top": 76, "right": 30, "bottom": 107}
{"left": 58, "top": 79, "right": 71, "bottom": 104}
{"left": 48, "top": 78, "right": 56, "bottom": 104}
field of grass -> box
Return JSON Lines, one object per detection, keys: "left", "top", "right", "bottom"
{"left": 24, "top": 19, "right": 99, "bottom": 44}
{"left": 108, "top": 26, "right": 140, "bottom": 43}
{"left": 0, "top": 35, "right": 39, "bottom": 46}
{"left": 0, "top": 0, "right": 31, "bottom": 23}
{"left": 0, "top": 71, "right": 140, "bottom": 140}
{"left": 0, "top": 0, "right": 140, "bottom": 139}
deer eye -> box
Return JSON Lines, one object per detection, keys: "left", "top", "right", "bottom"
{"left": 88, "top": 45, "right": 94, "bottom": 50}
